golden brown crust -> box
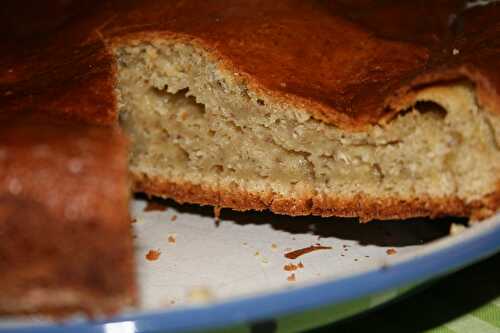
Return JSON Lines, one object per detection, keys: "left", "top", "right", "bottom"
{"left": 0, "top": 114, "right": 136, "bottom": 316}
{"left": 103, "top": 1, "right": 500, "bottom": 128}
{"left": 2, "top": 1, "right": 500, "bottom": 129}
{"left": 100, "top": 0, "right": 450, "bottom": 129}
{"left": 133, "top": 173, "right": 500, "bottom": 222}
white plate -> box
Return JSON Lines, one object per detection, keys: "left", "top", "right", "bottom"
{"left": 2, "top": 198, "right": 500, "bottom": 333}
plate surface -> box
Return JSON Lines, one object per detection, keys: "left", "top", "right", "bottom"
{"left": 2, "top": 198, "right": 500, "bottom": 333}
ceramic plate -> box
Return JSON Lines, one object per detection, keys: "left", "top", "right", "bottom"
{"left": 2, "top": 198, "right": 500, "bottom": 333}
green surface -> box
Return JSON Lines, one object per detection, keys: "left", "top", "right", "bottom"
{"left": 312, "top": 253, "right": 500, "bottom": 333}
{"left": 204, "top": 253, "right": 500, "bottom": 333}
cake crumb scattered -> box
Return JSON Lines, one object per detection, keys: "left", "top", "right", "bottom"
{"left": 170, "top": 300, "right": 176, "bottom": 305}
{"left": 168, "top": 234, "right": 177, "bottom": 244}
{"left": 450, "top": 223, "right": 467, "bottom": 235}
{"left": 452, "top": 48, "right": 460, "bottom": 55}
{"left": 146, "top": 249, "right": 161, "bottom": 261}
{"left": 285, "top": 245, "right": 332, "bottom": 259}
{"left": 144, "top": 201, "right": 168, "bottom": 212}
{"left": 130, "top": 218, "right": 137, "bottom": 224}
{"left": 170, "top": 215, "right": 177, "bottom": 222}
{"left": 254, "top": 251, "right": 260, "bottom": 257}
{"left": 284, "top": 262, "right": 304, "bottom": 271}
{"left": 386, "top": 248, "right": 397, "bottom": 255}
{"left": 187, "top": 286, "right": 215, "bottom": 303}
{"left": 271, "top": 243, "right": 278, "bottom": 251}
{"left": 287, "top": 273, "right": 296, "bottom": 282}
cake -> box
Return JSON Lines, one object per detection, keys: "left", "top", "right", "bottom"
{"left": 112, "top": 0, "right": 500, "bottom": 221}
{"left": 2, "top": 1, "right": 499, "bottom": 223}
{"left": 0, "top": 0, "right": 499, "bottom": 316}
{"left": 0, "top": 113, "right": 136, "bottom": 316}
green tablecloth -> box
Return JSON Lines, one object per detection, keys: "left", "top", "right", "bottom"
{"left": 312, "top": 253, "right": 500, "bottom": 333}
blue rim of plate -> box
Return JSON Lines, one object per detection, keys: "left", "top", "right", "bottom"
{"left": 4, "top": 218, "right": 500, "bottom": 333}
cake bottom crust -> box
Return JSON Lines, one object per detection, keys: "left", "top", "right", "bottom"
{"left": 133, "top": 173, "right": 500, "bottom": 222}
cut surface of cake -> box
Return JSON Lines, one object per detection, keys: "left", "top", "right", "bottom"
{"left": 1, "top": 0, "right": 499, "bottom": 222}
{"left": 116, "top": 45, "right": 499, "bottom": 221}
{"left": 109, "top": 0, "right": 500, "bottom": 221}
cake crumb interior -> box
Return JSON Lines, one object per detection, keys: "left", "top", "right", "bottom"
{"left": 116, "top": 42, "right": 500, "bottom": 217}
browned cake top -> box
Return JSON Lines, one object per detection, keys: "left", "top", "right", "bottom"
{"left": 1, "top": 1, "right": 500, "bottom": 129}
{"left": 0, "top": 113, "right": 129, "bottom": 226}
{"left": 0, "top": 113, "right": 135, "bottom": 309}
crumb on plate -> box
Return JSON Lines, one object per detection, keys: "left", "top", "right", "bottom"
{"left": 386, "top": 248, "right": 397, "bottom": 255}
{"left": 187, "top": 286, "right": 215, "bottom": 303}
{"left": 450, "top": 223, "right": 467, "bottom": 235}
{"left": 284, "top": 245, "right": 332, "bottom": 259}
{"left": 146, "top": 249, "right": 161, "bottom": 261}
{"left": 168, "top": 234, "right": 177, "bottom": 243}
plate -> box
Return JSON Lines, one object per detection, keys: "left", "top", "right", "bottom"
{"left": 2, "top": 198, "right": 500, "bottom": 333}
